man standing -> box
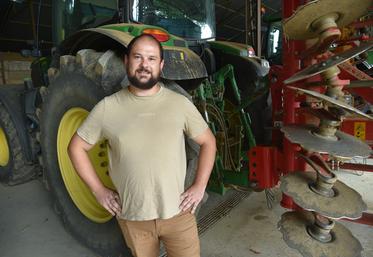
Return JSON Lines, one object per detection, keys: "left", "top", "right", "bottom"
{"left": 68, "top": 34, "right": 216, "bottom": 257}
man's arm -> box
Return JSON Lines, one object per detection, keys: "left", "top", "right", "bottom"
{"left": 68, "top": 133, "right": 121, "bottom": 216}
{"left": 180, "top": 128, "right": 216, "bottom": 213}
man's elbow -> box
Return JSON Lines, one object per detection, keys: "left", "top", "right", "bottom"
{"left": 67, "top": 134, "right": 78, "bottom": 159}
{"left": 67, "top": 140, "right": 73, "bottom": 159}
{"left": 209, "top": 132, "right": 216, "bottom": 151}
{"left": 204, "top": 129, "right": 216, "bottom": 151}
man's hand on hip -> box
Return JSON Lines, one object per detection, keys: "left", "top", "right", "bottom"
{"left": 93, "top": 187, "right": 122, "bottom": 216}
{"left": 180, "top": 128, "right": 215, "bottom": 214}
{"left": 68, "top": 134, "right": 121, "bottom": 216}
{"left": 180, "top": 183, "right": 206, "bottom": 214}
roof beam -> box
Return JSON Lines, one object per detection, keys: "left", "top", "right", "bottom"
{"left": 217, "top": 4, "right": 246, "bottom": 27}
{"left": 215, "top": 3, "right": 245, "bottom": 17}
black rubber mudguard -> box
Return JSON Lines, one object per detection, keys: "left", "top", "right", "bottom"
{"left": 60, "top": 28, "right": 208, "bottom": 81}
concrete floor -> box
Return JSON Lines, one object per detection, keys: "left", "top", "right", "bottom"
{"left": 0, "top": 168, "right": 372, "bottom": 257}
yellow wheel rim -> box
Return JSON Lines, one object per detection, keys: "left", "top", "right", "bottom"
{"left": 57, "top": 107, "right": 115, "bottom": 223}
{"left": 0, "top": 126, "right": 10, "bottom": 167}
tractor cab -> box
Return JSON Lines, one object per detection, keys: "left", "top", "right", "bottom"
{"left": 129, "top": 0, "right": 215, "bottom": 41}
{"left": 54, "top": 0, "right": 215, "bottom": 44}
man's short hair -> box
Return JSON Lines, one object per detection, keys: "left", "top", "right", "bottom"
{"left": 126, "top": 34, "right": 164, "bottom": 60}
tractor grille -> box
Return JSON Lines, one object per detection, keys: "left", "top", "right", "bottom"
{"left": 197, "top": 190, "right": 251, "bottom": 235}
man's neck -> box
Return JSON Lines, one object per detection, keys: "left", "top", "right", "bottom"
{"left": 128, "top": 84, "right": 161, "bottom": 97}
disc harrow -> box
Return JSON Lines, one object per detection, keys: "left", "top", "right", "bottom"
{"left": 279, "top": 1, "right": 373, "bottom": 256}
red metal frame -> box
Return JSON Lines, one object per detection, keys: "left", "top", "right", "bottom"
{"left": 346, "top": 213, "right": 373, "bottom": 226}
{"left": 339, "top": 162, "right": 373, "bottom": 172}
{"left": 279, "top": 0, "right": 305, "bottom": 209}
{"left": 254, "top": 0, "right": 306, "bottom": 208}
{"left": 248, "top": 146, "right": 281, "bottom": 190}
{"left": 341, "top": 118, "right": 373, "bottom": 147}
{"left": 251, "top": 0, "right": 373, "bottom": 225}
{"left": 339, "top": 62, "right": 373, "bottom": 104}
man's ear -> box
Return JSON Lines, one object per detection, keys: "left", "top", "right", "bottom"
{"left": 160, "top": 59, "right": 164, "bottom": 70}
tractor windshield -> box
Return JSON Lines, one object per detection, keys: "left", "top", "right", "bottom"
{"left": 54, "top": 0, "right": 117, "bottom": 44}
{"left": 131, "top": 0, "right": 216, "bottom": 40}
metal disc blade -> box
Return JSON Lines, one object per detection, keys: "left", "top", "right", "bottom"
{"left": 279, "top": 211, "right": 363, "bottom": 257}
{"left": 284, "top": 42, "right": 373, "bottom": 84}
{"left": 288, "top": 86, "right": 373, "bottom": 120}
{"left": 281, "top": 125, "right": 372, "bottom": 159}
{"left": 281, "top": 172, "right": 367, "bottom": 219}
{"left": 283, "top": 0, "right": 371, "bottom": 40}
{"left": 304, "top": 80, "right": 373, "bottom": 89}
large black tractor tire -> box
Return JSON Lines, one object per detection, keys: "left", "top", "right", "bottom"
{"left": 0, "top": 101, "right": 35, "bottom": 185}
{"left": 40, "top": 50, "right": 129, "bottom": 257}
{"left": 40, "top": 50, "right": 202, "bottom": 256}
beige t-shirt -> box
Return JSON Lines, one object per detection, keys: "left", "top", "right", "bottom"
{"left": 77, "top": 85, "right": 208, "bottom": 221}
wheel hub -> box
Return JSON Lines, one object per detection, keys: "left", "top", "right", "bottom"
{"left": 0, "top": 126, "right": 10, "bottom": 167}
{"left": 57, "top": 107, "right": 116, "bottom": 223}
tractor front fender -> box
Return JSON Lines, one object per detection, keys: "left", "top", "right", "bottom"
{"left": 59, "top": 27, "right": 207, "bottom": 81}
{"left": 208, "top": 41, "right": 270, "bottom": 97}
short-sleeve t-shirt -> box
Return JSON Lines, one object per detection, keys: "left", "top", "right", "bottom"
{"left": 77, "top": 85, "right": 208, "bottom": 221}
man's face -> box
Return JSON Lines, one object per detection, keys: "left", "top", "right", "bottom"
{"left": 125, "top": 38, "right": 164, "bottom": 90}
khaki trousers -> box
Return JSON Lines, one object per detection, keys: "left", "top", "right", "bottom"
{"left": 117, "top": 211, "right": 200, "bottom": 257}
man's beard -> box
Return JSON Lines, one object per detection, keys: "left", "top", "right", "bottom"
{"left": 127, "top": 67, "right": 160, "bottom": 90}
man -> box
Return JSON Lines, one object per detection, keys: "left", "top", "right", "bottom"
{"left": 68, "top": 34, "right": 216, "bottom": 257}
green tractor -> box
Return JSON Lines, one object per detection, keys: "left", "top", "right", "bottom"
{"left": 0, "top": 0, "right": 270, "bottom": 256}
